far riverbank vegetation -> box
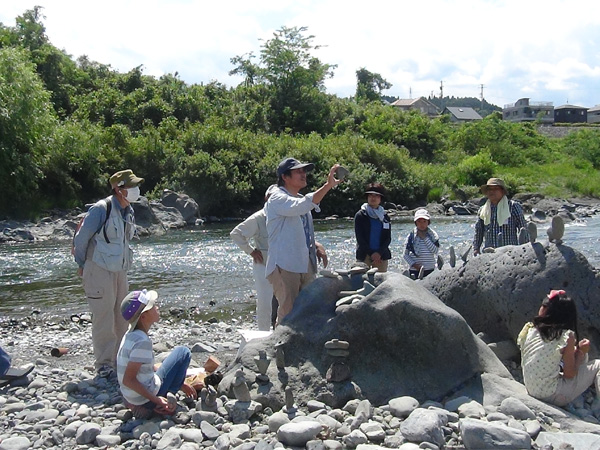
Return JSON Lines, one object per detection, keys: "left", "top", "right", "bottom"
{"left": 2, "top": 8, "right": 600, "bottom": 219}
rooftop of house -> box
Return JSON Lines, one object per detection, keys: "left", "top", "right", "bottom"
{"left": 443, "top": 106, "right": 482, "bottom": 120}
{"left": 555, "top": 104, "right": 589, "bottom": 110}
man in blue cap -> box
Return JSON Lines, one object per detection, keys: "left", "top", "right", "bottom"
{"left": 265, "top": 158, "right": 343, "bottom": 325}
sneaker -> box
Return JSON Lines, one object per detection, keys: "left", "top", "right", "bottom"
{"left": 97, "top": 365, "right": 114, "bottom": 378}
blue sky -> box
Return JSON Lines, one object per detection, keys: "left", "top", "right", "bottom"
{"left": 2, "top": 0, "right": 600, "bottom": 108}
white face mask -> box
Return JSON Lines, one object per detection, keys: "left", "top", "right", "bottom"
{"left": 125, "top": 186, "right": 140, "bottom": 202}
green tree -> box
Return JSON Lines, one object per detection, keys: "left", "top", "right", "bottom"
{"left": 448, "top": 114, "right": 548, "bottom": 165}
{"left": 0, "top": 47, "right": 57, "bottom": 217}
{"left": 1, "top": 6, "right": 86, "bottom": 118}
{"left": 355, "top": 68, "right": 391, "bottom": 103}
{"left": 230, "top": 26, "right": 337, "bottom": 134}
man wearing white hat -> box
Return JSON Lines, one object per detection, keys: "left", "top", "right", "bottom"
{"left": 473, "top": 177, "right": 528, "bottom": 255}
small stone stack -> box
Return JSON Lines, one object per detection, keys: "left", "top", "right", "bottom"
{"left": 325, "top": 339, "right": 351, "bottom": 383}
{"left": 253, "top": 350, "right": 271, "bottom": 385}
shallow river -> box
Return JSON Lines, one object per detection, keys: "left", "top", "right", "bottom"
{"left": 1, "top": 215, "right": 600, "bottom": 320}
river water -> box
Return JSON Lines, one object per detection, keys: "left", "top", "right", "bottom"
{"left": 2, "top": 215, "right": 600, "bottom": 321}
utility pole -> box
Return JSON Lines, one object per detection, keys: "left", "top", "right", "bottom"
{"left": 409, "top": 87, "right": 412, "bottom": 99}
{"left": 440, "top": 81, "right": 444, "bottom": 111}
{"left": 480, "top": 84, "right": 484, "bottom": 111}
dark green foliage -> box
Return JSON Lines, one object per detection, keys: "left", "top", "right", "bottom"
{"left": 1, "top": 9, "right": 599, "bottom": 218}
{"left": 229, "top": 26, "right": 337, "bottom": 135}
{"left": 448, "top": 114, "right": 549, "bottom": 166}
{"left": 355, "top": 68, "right": 392, "bottom": 103}
{"left": 0, "top": 46, "right": 57, "bottom": 217}
{"left": 357, "top": 104, "right": 447, "bottom": 161}
{"left": 454, "top": 151, "right": 497, "bottom": 187}
{"left": 558, "top": 129, "right": 600, "bottom": 169}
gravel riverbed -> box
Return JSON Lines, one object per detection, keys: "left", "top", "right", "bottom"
{"left": 1, "top": 312, "right": 599, "bottom": 449}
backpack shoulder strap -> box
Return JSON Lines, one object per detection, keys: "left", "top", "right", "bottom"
{"left": 100, "top": 197, "right": 112, "bottom": 243}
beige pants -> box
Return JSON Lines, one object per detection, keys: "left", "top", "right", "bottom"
{"left": 267, "top": 265, "right": 315, "bottom": 325}
{"left": 83, "top": 260, "right": 129, "bottom": 370}
{"left": 544, "top": 355, "right": 600, "bottom": 406}
{"left": 362, "top": 255, "right": 389, "bottom": 273}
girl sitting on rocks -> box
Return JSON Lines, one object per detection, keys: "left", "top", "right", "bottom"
{"left": 116, "top": 289, "right": 197, "bottom": 418}
{"left": 517, "top": 289, "right": 600, "bottom": 407}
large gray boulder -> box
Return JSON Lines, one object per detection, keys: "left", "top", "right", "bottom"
{"left": 422, "top": 242, "right": 600, "bottom": 350}
{"left": 452, "top": 372, "right": 600, "bottom": 434}
{"left": 161, "top": 190, "right": 200, "bottom": 225}
{"left": 223, "top": 273, "right": 511, "bottom": 408}
{"left": 131, "top": 196, "right": 166, "bottom": 236}
{"left": 151, "top": 203, "right": 187, "bottom": 229}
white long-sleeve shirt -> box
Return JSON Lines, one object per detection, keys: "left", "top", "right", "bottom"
{"left": 264, "top": 186, "right": 320, "bottom": 277}
{"left": 230, "top": 208, "right": 269, "bottom": 262}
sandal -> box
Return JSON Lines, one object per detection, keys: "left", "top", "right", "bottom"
{"left": 0, "top": 363, "right": 34, "bottom": 381}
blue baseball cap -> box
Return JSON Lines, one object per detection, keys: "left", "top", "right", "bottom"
{"left": 277, "top": 158, "right": 315, "bottom": 177}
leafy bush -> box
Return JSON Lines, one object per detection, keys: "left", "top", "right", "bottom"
{"left": 559, "top": 129, "right": 600, "bottom": 168}
{"left": 454, "top": 151, "right": 497, "bottom": 187}
{"left": 448, "top": 115, "right": 549, "bottom": 166}
{"left": 427, "top": 187, "right": 443, "bottom": 203}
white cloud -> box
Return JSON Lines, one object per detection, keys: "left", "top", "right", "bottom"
{"left": 1, "top": 0, "right": 600, "bottom": 107}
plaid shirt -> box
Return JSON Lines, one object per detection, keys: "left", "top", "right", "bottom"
{"left": 473, "top": 199, "right": 527, "bottom": 252}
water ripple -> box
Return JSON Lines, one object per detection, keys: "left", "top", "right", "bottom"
{"left": 1, "top": 216, "right": 600, "bottom": 319}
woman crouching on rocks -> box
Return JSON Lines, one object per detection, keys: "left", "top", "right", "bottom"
{"left": 116, "top": 289, "right": 197, "bottom": 418}
{"left": 517, "top": 289, "right": 600, "bottom": 407}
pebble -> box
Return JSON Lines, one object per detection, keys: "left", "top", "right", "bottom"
{"left": 457, "top": 400, "right": 486, "bottom": 418}
{"left": 1, "top": 316, "right": 599, "bottom": 450}
{"left": 460, "top": 417, "right": 532, "bottom": 449}
{"left": 499, "top": 397, "right": 536, "bottom": 420}
{"left": 400, "top": 408, "right": 446, "bottom": 448}
{"left": 388, "top": 396, "right": 419, "bottom": 418}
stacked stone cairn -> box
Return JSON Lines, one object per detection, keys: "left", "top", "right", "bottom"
{"left": 332, "top": 265, "right": 377, "bottom": 313}
{"left": 253, "top": 350, "right": 271, "bottom": 385}
{"left": 325, "top": 339, "right": 351, "bottom": 383}
{"left": 226, "top": 368, "right": 262, "bottom": 424}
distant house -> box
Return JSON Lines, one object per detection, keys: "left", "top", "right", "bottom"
{"left": 390, "top": 97, "right": 439, "bottom": 117}
{"left": 587, "top": 105, "right": 600, "bottom": 124}
{"left": 442, "top": 106, "right": 482, "bottom": 123}
{"left": 503, "top": 98, "right": 554, "bottom": 124}
{"left": 554, "top": 104, "right": 588, "bottom": 123}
